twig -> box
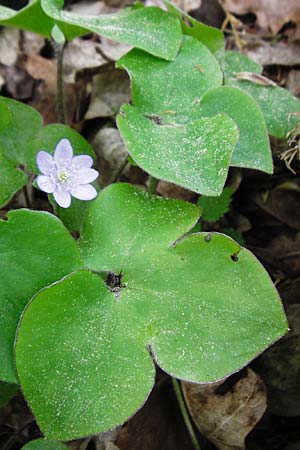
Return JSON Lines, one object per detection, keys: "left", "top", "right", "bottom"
{"left": 172, "top": 378, "right": 201, "bottom": 450}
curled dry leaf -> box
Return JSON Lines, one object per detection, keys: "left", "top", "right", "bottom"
{"left": 63, "top": 38, "right": 106, "bottom": 83}
{"left": 219, "top": 0, "right": 300, "bottom": 34}
{"left": 182, "top": 368, "right": 267, "bottom": 450}
{"left": 91, "top": 127, "right": 128, "bottom": 185}
{"left": 99, "top": 37, "right": 132, "bottom": 61}
{"left": 243, "top": 40, "right": 300, "bottom": 67}
{"left": 234, "top": 71, "right": 276, "bottom": 86}
{"left": 85, "top": 69, "right": 130, "bottom": 119}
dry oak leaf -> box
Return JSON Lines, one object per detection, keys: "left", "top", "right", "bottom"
{"left": 182, "top": 368, "right": 266, "bottom": 450}
{"left": 219, "top": 0, "right": 300, "bottom": 34}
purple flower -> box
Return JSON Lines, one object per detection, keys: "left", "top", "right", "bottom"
{"left": 36, "top": 138, "right": 99, "bottom": 208}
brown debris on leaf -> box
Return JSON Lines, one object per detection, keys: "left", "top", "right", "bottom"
{"left": 219, "top": 0, "right": 300, "bottom": 34}
{"left": 182, "top": 368, "right": 267, "bottom": 450}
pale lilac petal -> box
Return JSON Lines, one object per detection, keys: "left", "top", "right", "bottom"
{"left": 70, "top": 184, "right": 97, "bottom": 201}
{"left": 53, "top": 188, "right": 71, "bottom": 208}
{"left": 77, "top": 168, "right": 99, "bottom": 184}
{"left": 37, "top": 175, "right": 56, "bottom": 193}
{"left": 73, "top": 155, "right": 93, "bottom": 169}
{"left": 36, "top": 151, "right": 55, "bottom": 175}
{"left": 54, "top": 139, "right": 73, "bottom": 162}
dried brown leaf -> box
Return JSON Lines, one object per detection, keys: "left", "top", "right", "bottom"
{"left": 220, "top": 0, "right": 300, "bottom": 34}
{"left": 243, "top": 41, "right": 300, "bottom": 67}
{"left": 182, "top": 368, "right": 267, "bottom": 450}
{"left": 63, "top": 38, "right": 106, "bottom": 83}
{"left": 234, "top": 71, "right": 276, "bottom": 86}
{"left": 85, "top": 69, "right": 130, "bottom": 119}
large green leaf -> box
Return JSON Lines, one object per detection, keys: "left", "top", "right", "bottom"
{"left": 117, "top": 105, "right": 239, "bottom": 195}
{"left": 0, "top": 0, "right": 55, "bottom": 37}
{"left": 224, "top": 51, "right": 300, "bottom": 138}
{"left": 117, "top": 36, "right": 223, "bottom": 122}
{"left": 22, "top": 439, "right": 68, "bottom": 450}
{"left": 16, "top": 183, "right": 287, "bottom": 440}
{"left": 165, "top": 1, "right": 224, "bottom": 59}
{"left": 199, "top": 86, "right": 272, "bottom": 173}
{"left": 0, "top": 210, "right": 81, "bottom": 383}
{"left": 41, "top": 0, "right": 182, "bottom": 60}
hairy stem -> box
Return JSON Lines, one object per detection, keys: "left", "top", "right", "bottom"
{"left": 172, "top": 378, "right": 201, "bottom": 450}
{"left": 148, "top": 175, "right": 159, "bottom": 194}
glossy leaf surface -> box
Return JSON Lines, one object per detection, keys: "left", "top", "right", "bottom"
{"left": 0, "top": 210, "right": 81, "bottom": 383}
{"left": 224, "top": 51, "right": 300, "bottom": 138}
{"left": 117, "top": 105, "right": 238, "bottom": 195}
{"left": 16, "top": 184, "right": 287, "bottom": 439}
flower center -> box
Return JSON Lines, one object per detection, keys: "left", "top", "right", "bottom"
{"left": 57, "top": 170, "right": 70, "bottom": 183}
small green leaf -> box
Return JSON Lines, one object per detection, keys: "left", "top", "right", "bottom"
{"left": 41, "top": 0, "right": 182, "bottom": 60}
{"left": 16, "top": 184, "right": 287, "bottom": 440}
{"left": 165, "top": 1, "right": 225, "bottom": 58}
{"left": 21, "top": 438, "right": 68, "bottom": 450}
{"left": 0, "top": 210, "right": 81, "bottom": 383}
{"left": 0, "top": 381, "right": 18, "bottom": 407}
{"left": 0, "top": 0, "right": 55, "bottom": 37}
{"left": 199, "top": 86, "right": 273, "bottom": 173}
{"left": 117, "top": 36, "right": 223, "bottom": 122}
{"left": 198, "top": 186, "right": 233, "bottom": 222}
{"left": 224, "top": 51, "right": 300, "bottom": 138}
{"left": 117, "top": 105, "right": 238, "bottom": 195}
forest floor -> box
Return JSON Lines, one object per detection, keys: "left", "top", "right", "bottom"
{"left": 1, "top": 0, "right": 300, "bottom": 449}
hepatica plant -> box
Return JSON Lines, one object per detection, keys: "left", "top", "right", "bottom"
{"left": 0, "top": 0, "right": 298, "bottom": 447}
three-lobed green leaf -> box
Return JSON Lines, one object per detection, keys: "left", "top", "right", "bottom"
{"left": 14, "top": 183, "right": 287, "bottom": 440}
{"left": 117, "top": 105, "right": 239, "bottom": 195}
